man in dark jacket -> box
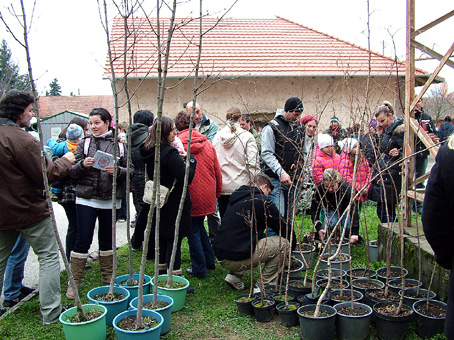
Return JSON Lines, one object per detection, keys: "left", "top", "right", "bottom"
{"left": 422, "top": 135, "right": 454, "bottom": 339}
{"left": 213, "top": 174, "right": 293, "bottom": 290}
{"left": 0, "top": 90, "right": 74, "bottom": 323}
{"left": 311, "top": 169, "right": 360, "bottom": 244}
{"left": 438, "top": 116, "right": 454, "bottom": 144}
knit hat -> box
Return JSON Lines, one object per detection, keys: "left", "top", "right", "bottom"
{"left": 338, "top": 137, "right": 358, "bottom": 153}
{"left": 318, "top": 133, "right": 334, "bottom": 149}
{"left": 284, "top": 97, "right": 304, "bottom": 112}
{"left": 66, "top": 123, "right": 84, "bottom": 142}
{"left": 330, "top": 116, "right": 340, "bottom": 123}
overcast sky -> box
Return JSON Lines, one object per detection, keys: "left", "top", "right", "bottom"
{"left": 1, "top": 0, "right": 453, "bottom": 96}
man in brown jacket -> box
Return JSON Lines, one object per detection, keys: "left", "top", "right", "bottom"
{"left": 0, "top": 90, "right": 74, "bottom": 324}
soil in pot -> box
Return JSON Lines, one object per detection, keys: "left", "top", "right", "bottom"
{"left": 330, "top": 289, "right": 363, "bottom": 304}
{"left": 67, "top": 309, "right": 104, "bottom": 323}
{"left": 320, "top": 253, "right": 350, "bottom": 262}
{"left": 366, "top": 288, "right": 400, "bottom": 303}
{"left": 234, "top": 295, "right": 254, "bottom": 316}
{"left": 375, "top": 302, "right": 412, "bottom": 317}
{"left": 414, "top": 300, "right": 447, "bottom": 318}
{"left": 349, "top": 268, "right": 377, "bottom": 279}
{"left": 92, "top": 292, "right": 126, "bottom": 302}
{"left": 316, "top": 279, "right": 349, "bottom": 290}
{"left": 252, "top": 297, "right": 275, "bottom": 322}
{"left": 156, "top": 280, "right": 186, "bottom": 288}
{"left": 117, "top": 315, "right": 160, "bottom": 331}
{"left": 316, "top": 268, "right": 346, "bottom": 280}
{"left": 297, "top": 304, "right": 337, "bottom": 340}
{"left": 273, "top": 294, "right": 295, "bottom": 303}
{"left": 388, "top": 278, "right": 422, "bottom": 293}
{"left": 337, "top": 305, "right": 368, "bottom": 316}
{"left": 335, "top": 302, "right": 372, "bottom": 340}
{"left": 352, "top": 278, "right": 384, "bottom": 293}
{"left": 143, "top": 300, "right": 170, "bottom": 309}
{"left": 118, "top": 278, "right": 147, "bottom": 286}
{"left": 287, "top": 279, "right": 312, "bottom": 297}
{"left": 376, "top": 266, "right": 408, "bottom": 281}
{"left": 399, "top": 287, "right": 437, "bottom": 307}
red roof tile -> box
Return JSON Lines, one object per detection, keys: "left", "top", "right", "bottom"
{"left": 37, "top": 96, "right": 114, "bottom": 118}
{"left": 105, "top": 16, "right": 429, "bottom": 79}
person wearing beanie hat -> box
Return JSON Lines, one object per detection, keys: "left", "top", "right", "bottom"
{"left": 324, "top": 115, "right": 347, "bottom": 155}
{"left": 66, "top": 123, "right": 84, "bottom": 142}
{"left": 261, "top": 96, "right": 307, "bottom": 230}
{"left": 312, "top": 133, "right": 340, "bottom": 185}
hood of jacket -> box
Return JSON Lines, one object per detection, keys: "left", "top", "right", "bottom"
{"left": 385, "top": 118, "right": 405, "bottom": 135}
{"left": 229, "top": 185, "right": 262, "bottom": 205}
{"left": 440, "top": 121, "right": 453, "bottom": 132}
{"left": 215, "top": 123, "right": 247, "bottom": 149}
{"left": 178, "top": 129, "right": 207, "bottom": 154}
{"left": 0, "top": 118, "right": 17, "bottom": 127}
{"left": 130, "top": 123, "right": 149, "bottom": 147}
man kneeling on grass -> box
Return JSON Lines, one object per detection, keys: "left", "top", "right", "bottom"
{"left": 213, "top": 174, "right": 294, "bottom": 291}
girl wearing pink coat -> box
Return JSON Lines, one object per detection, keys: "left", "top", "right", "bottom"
{"left": 312, "top": 133, "right": 340, "bottom": 185}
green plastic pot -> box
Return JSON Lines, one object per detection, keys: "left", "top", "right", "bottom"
{"left": 130, "top": 294, "right": 174, "bottom": 335}
{"left": 113, "top": 309, "right": 163, "bottom": 340}
{"left": 151, "top": 274, "right": 189, "bottom": 312}
{"left": 59, "top": 304, "right": 107, "bottom": 340}
{"left": 87, "top": 285, "right": 130, "bottom": 326}
{"left": 114, "top": 274, "right": 152, "bottom": 303}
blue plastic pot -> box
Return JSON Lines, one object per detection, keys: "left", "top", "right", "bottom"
{"left": 114, "top": 274, "right": 152, "bottom": 303}
{"left": 130, "top": 294, "right": 174, "bottom": 335}
{"left": 113, "top": 309, "right": 163, "bottom": 340}
{"left": 87, "top": 285, "right": 130, "bottom": 326}
{"left": 151, "top": 274, "right": 189, "bottom": 312}
{"left": 59, "top": 304, "right": 107, "bottom": 340}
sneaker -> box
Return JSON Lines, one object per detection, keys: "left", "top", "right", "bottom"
{"left": 187, "top": 287, "right": 195, "bottom": 294}
{"left": 20, "top": 286, "right": 35, "bottom": 296}
{"left": 253, "top": 287, "right": 261, "bottom": 295}
{"left": 50, "top": 193, "right": 59, "bottom": 202}
{"left": 3, "top": 296, "right": 21, "bottom": 308}
{"left": 43, "top": 304, "right": 74, "bottom": 325}
{"left": 225, "top": 273, "right": 245, "bottom": 290}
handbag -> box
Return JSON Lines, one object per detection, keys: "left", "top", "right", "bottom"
{"left": 143, "top": 179, "right": 177, "bottom": 208}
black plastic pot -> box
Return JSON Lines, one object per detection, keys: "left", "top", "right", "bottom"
{"left": 376, "top": 266, "right": 408, "bottom": 283}
{"left": 316, "top": 268, "right": 346, "bottom": 280}
{"left": 330, "top": 289, "right": 363, "bottom": 306}
{"left": 413, "top": 299, "right": 447, "bottom": 339}
{"left": 388, "top": 278, "right": 423, "bottom": 294}
{"left": 251, "top": 297, "right": 275, "bottom": 322}
{"left": 298, "top": 290, "right": 331, "bottom": 306}
{"left": 364, "top": 288, "right": 399, "bottom": 324}
{"left": 276, "top": 301, "right": 300, "bottom": 327}
{"left": 351, "top": 278, "right": 385, "bottom": 295}
{"left": 373, "top": 301, "right": 413, "bottom": 340}
{"left": 320, "top": 252, "right": 351, "bottom": 270}
{"left": 287, "top": 279, "right": 312, "bottom": 298}
{"left": 316, "top": 278, "right": 349, "bottom": 290}
{"left": 297, "top": 304, "right": 337, "bottom": 340}
{"left": 334, "top": 302, "right": 372, "bottom": 340}
{"left": 292, "top": 243, "right": 315, "bottom": 270}
{"left": 348, "top": 268, "right": 377, "bottom": 280}
{"left": 367, "top": 240, "right": 378, "bottom": 262}
{"left": 398, "top": 287, "right": 437, "bottom": 308}
{"left": 234, "top": 294, "right": 254, "bottom": 316}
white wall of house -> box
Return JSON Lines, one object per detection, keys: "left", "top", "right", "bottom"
{"left": 117, "top": 75, "right": 403, "bottom": 131}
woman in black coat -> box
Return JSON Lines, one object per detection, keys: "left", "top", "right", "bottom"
{"left": 422, "top": 134, "right": 454, "bottom": 339}
{"left": 133, "top": 116, "right": 196, "bottom": 274}
{"left": 368, "top": 101, "right": 405, "bottom": 223}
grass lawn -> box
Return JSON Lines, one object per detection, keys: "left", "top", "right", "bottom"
{"left": 0, "top": 204, "right": 442, "bottom": 340}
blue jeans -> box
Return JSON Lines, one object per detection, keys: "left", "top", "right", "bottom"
{"left": 74, "top": 204, "right": 113, "bottom": 253}
{"left": 187, "top": 216, "right": 216, "bottom": 277}
{"left": 377, "top": 202, "right": 397, "bottom": 223}
{"left": 322, "top": 208, "right": 352, "bottom": 236}
{"left": 61, "top": 202, "right": 77, "bottom": 261}
{"left": 268, "top": 177, "right": 300, "bottom": 236}
{"left": 413, "top": 156, "right": 429, "bottom": 212}
{"left": 3, "top": 234, "right": 30, "bottom": 300}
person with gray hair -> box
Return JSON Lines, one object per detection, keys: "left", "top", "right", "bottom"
{"left": 310, "top": 168, "right": 360, "bottom": 244}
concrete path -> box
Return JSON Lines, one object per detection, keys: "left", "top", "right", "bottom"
{"left": 23, "top": 196, "right": 136, "bottom": 289}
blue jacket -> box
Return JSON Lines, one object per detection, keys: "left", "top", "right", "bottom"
{"left": 46, "top": 139, "right": 70, "bottom": 156}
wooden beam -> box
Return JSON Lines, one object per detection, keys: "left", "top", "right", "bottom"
{"left": 412, "top": 10, "right": 454, "bottom": 38}
{"left": 409, "top": 41, "right": 454, "bottom": 113}
{"left": 409, "top": 117, "right": 439, "bottom": 158}
{"left": 407, "top": 189, "right": 425, "bottom": 203}
{"left": 409, "top": 171, "right": 431, "bottom": 188}
{"left": 411, "top": 39, "right": 454, "bottom": 70}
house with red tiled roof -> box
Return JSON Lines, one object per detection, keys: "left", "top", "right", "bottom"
{"left": 105, "top": 16, "right": 441, "bottom": 129}
{"left": 38, "top": 95, "right": 114, "bottom": 118}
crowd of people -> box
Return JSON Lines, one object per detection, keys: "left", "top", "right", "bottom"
{"left": 0, "top": 89, "right": 452, "bottom": 326}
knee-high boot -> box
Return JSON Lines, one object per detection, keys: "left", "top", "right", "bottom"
{"left": 66, "top": 251, "right": 88, "bottom": 300}
{"left": 99, "top": 250, "right": 114, "bottom": 285}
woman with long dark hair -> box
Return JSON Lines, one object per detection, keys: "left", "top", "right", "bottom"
{"left": 136, "top": 116, "right": 196, "bottom": 274}
{"left": 66, "top": 108, "right": 132, "bottom": 299}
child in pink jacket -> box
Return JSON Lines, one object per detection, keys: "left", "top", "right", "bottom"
{"left": 312, "top": 133, "right": 340, "bottom": 184}
{"left": 338, "top": 138, "right": 371, "bottom": 202}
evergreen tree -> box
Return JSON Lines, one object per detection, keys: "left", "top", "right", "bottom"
{"left": 46, "top": 78, "right": 62, "bottom": 96}
{"left": 0, "top": 40, "right": 31, "bottom": 98}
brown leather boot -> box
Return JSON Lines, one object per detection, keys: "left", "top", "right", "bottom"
{"left": 99, "top": 250, "right": 114, "bottom": 285}
{"left": 66, "top": 252, "right": 88, "bottom": 300}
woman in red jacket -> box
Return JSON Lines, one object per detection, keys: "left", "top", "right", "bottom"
{"left": 176, "top": 110, "right": 222, "bottom": 278}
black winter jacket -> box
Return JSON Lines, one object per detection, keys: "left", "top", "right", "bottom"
{"left": 422, "top": 142, "right": 454, "bottom": 269}
{"left": 130, "top": 123, "right": 149, "bottom": 207}
{"left": 213, "top": 185, "right": 294, "bottom": 261}
{"left": 438, "top": 121, "right": 454, "bottom": 144}
{"left": 140, "top": 143, "right": 196, "bottom": 239}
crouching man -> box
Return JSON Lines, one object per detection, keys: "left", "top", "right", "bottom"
{"left": 213, "top": 174, "right": 294, "bottom": 290}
